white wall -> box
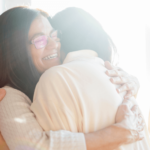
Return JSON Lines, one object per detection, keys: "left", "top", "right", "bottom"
{"left": 0, "top": 0, "right": 4, "bottom": 14}
{"left": 4, "top": 0, "right": 31, "bottom": 10}
{"left": 0, "top": 0, "right": 31, "bottom": 13}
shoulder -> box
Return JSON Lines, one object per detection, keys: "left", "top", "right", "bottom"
{"left": 1, "top": 86, "right": 31, "bottom": 106}
{"left": 39, "top": 65, "right": 69, "bottom": 82}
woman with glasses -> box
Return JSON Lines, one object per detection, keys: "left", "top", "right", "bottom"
{"left": 0, "top": 6, "right": 145, "bottom": 150}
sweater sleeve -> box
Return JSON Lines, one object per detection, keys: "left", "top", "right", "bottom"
{"left": 0, "top": 87, "right": 86, "bottom": 150}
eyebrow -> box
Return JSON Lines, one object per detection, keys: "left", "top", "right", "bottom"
{"left": 29, "top": 29, "right": 55, "bottom": 41}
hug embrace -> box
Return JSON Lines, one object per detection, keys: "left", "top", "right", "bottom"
{"left": 0, "top": 6, "right": 149, "bottom": 150}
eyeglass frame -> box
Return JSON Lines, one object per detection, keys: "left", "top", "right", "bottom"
{"left": 29, "top": 30, "right": 62, "bottom": 49}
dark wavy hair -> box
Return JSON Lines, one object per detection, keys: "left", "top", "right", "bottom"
{"left": 52, "top": 7, "right": 117, "bottom": 62}
{"left": 0, "top": 6, "right": 51, "bottom": 101}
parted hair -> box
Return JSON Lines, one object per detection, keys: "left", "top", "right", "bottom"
{"left": 0, "top": 6, "right": 51, "bottom": 100}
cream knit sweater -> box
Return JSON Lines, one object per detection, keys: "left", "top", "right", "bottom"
{"left": 0, "top": 86, "right": 86, "bottom": 150}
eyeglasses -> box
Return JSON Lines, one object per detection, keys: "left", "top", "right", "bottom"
{"left": 30, "top": 30, "right": 60, "bottom": 49}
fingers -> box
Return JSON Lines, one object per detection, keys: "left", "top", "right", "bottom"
{"left": 115, "top": 81, "right": 138, "bottom": 99}
{"left": 105, "top": 62, "right": 138, "bottom": 98}
{"left": 137, "top": 114, "right": 145, "bottom": 132}
{"left": 110, "top": 76, "right": 137, "bottom": 99}
{"left": 138, "top": 132, "right": 144, "bottom": 140}
{"left": 106, "top": 70, "right": 128, "bottom": 77}
{"left": 124, "top": 90, "right": 135, "bottom": 99}
{"left": 130, "top": 130, "right": 144, "bottom": 142}
{"left": 115, "top": 102, "right": 145, "bottom": 143}
{"left": 104, "top": 61, "right": 115, "bottom": 70}
{"left": 129, "top": 110, "right": 145, "bottom": 142}
{"left": 115, "top": 99, "right": 133, "bottom": 123}
{"left": 116, "top": 102, "right": 145, "bottom": 143}
{"left": 105, "top": 61, "right": 140, "bottom": 98}
{"left": 131, "top": 105, "right": 139, "bottom": 115}
{"left": 0, "top": 89, "right": 6, "bottom": 101}
{"left": 121, "top": 99, "right": 133, "bottom": 109}
{"left": 104, "top": 61, "right": 122, "bottom": 71}
{"left": 137, "top": 123, "right": 145, "bottom": 132}
{"left": 110, "top": 76, "right": 127, "bottom": 85}
{"left": 106, "top": 69, "right": 140, "bottom": 98}
{"left": 131, "top": 105, "right": 145, "bottom": 133}
{"left": 117, "top": 83, "right": 134, "bottom": 93}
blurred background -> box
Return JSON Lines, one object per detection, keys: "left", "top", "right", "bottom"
{"left": 0, "top": 0, "right": 150, "bottom": 125}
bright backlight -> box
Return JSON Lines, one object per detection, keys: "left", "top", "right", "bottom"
{"left": 30, "top": 0, "right": 149, "bottom": 124}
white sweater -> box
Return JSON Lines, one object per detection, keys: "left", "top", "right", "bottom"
{"left": 31, "top": 50, "right": 150, "bottom": 150}
{"left": 0, "top": 86, "right": 86, "bottom": 150}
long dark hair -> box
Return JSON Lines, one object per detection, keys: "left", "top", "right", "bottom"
{"left": 52, "top": 7, "right": 117, "bottom": 62}
{"left": 0, "top": 6, "right": 51, "bottom": 101}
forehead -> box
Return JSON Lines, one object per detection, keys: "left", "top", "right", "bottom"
{"left": 28, "top": 15, "right": 53, "bottom": 39}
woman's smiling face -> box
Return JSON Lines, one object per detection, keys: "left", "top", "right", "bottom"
{"left": 28, "top": 15, "right": 61, "bottom": 73}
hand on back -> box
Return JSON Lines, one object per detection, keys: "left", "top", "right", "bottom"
{"left": 105, "top": 61, "right": 140, "bottom": 99}
{"left": 114, "top": 98, "right": 145, "bottom": 144}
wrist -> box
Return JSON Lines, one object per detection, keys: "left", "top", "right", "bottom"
{"left": 85, "top": 125, "right": 129, "bottom": 150}
{"left": 111, "top": 125, "right": 132, "bottom": 145}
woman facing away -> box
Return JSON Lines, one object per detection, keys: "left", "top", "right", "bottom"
{"left": 0, "top": 6, "right": 145, "bottom": 150}
{"left": 30, "top": 7, "right": 150, "bottom": 150}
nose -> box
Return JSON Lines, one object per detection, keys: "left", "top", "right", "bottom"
{"left": 45, "top": 37, "right": 58, "bottom": 50}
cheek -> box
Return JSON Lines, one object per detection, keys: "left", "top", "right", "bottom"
{"left": 30, "top": 46, "right": 43, "bottom": 71}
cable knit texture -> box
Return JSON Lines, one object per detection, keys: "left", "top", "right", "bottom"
{"left": 0, "top": 86, "right": 86, "bottom": 150}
